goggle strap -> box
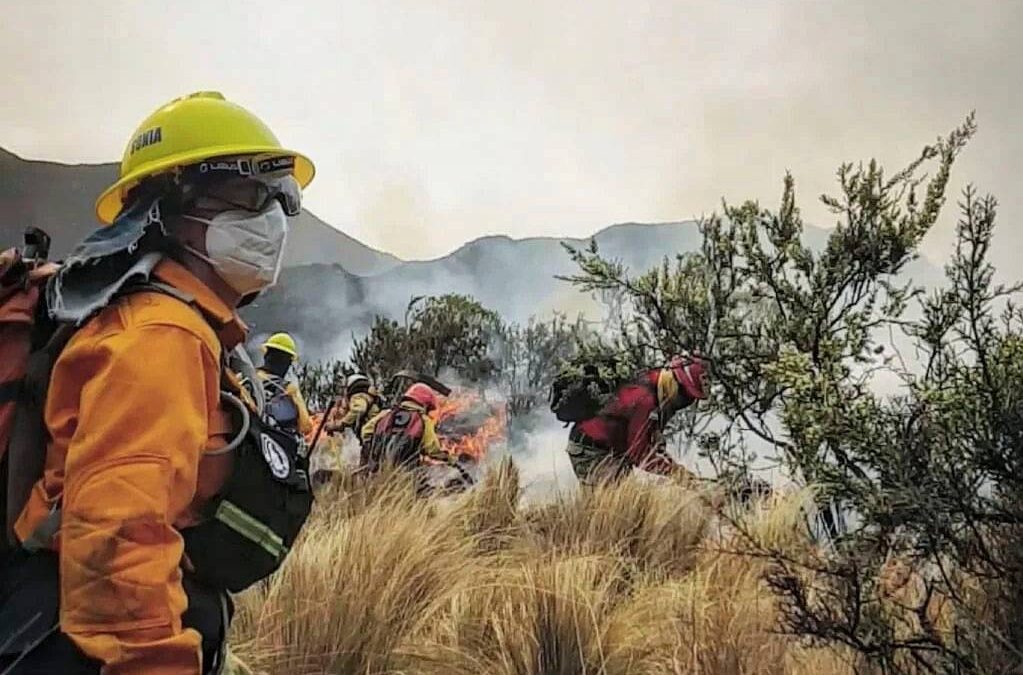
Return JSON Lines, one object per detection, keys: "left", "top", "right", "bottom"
{"left": 191, "top": 155, "right": 296, "bottom": 179}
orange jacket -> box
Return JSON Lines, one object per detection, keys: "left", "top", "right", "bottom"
{"left": 14, "top": 258, "right": 245, "bottom": 675}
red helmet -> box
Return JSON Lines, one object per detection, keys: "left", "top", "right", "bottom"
{"left": 403, "top": 382, "right": 439, "bottom": 411}
{"left": 670, "top": 354, "right": 707, "bottom": 400}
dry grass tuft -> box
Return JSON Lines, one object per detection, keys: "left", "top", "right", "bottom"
{"left": 230, "top": 465, "right": 856, "bottom": 675}
{"left": 231, "top": 478, "right": 474, "bottom": 674}
{"left": 455, "top": 456, "right": 523, "bottom": 554}
{"left": 522, "top": 478, "right": 712, "bottom": 577}
{"left": 407, "top": 554, "right": 626, "bottom": 675}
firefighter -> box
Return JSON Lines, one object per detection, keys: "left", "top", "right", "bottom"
{"left": 566, "top": 355, "right": 707, "bottom": 486}
{"left": 360, "top": 383, "right": 459, "bottom": 479}
{"left": 0, "top": 91, "right": 314, "bottom": 674}
{"left": 327, "top": 374, "right": 380, "bottom": 439}
{"left": 325, "top": 373, "right": 381, "bottom": 466}
{"left": 256, "top": 332, "right": 313, "bottom": 436}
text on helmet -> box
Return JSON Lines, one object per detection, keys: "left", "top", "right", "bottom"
{"left": 129, "top": 127, "right": 163, "bottom": 155}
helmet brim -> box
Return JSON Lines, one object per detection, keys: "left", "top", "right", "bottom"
{"left": 95, "top": 147, "right": 315, "bottom": 225}
{"left": 262, "top": 343, "right": 299, "bottom": 359}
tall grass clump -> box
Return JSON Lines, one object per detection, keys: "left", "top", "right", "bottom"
{"left": 230, "top": 466, "right": 855, "bottom": 674}
{"left": 230, "top": 472, "right": 476, "bottom": 674}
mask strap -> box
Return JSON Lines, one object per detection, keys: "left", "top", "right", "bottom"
{"left": 181, "top": 241, "right": 217, "bottom": 267}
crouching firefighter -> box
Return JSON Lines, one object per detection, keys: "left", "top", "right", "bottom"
{"left": 0, "top": 91, "right": 316, "bottom": 674}
{"left": 558, "top": 355, "right": 708, "bottom": 486}
{"left": 326, "top": 374, "right": 381, "bottom": 463}
{"left": 360, "top": 383, "right": 462, "bottom": 490}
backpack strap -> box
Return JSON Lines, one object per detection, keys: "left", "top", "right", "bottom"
{"left": 20, "top": 505, "right": 61, "bottom": 552}
{"left": 0, "top": 379, "right": 22, "bottom": 404}
{"left": 261, "top": 374, "right": 288, "bottom": 400}
{"left": 5, "top": 324, "right": 76, "bottom": 548}
{"left": 228, "top": 345, "right": 264, "bottom": 418}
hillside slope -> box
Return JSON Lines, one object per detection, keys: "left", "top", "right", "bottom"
{"left": 244, "top": 221, "right": 853, "bottom": 358}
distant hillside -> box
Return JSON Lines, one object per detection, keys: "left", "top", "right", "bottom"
{"left": 242, "top": 221, "right": 812, "bottom": 358}
{"left": 244, "top": 220, "right": 949, "bottom": 361}
{"left": 0, "top": 147, "right": 399, "bottom": 275}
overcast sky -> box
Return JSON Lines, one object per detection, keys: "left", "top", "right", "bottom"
{"left": 2, "top": 1, "right": 1020, "bottom": 269}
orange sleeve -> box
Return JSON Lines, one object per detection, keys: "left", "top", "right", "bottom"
{"left": 57, "top": 323, "right": 218, "bottom": 675}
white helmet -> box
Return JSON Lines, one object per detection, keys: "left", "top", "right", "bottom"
{"left": 346, "top": 373, "right": 370, "bottom": 390}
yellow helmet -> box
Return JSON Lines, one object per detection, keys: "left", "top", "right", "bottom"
{"left": 262, "top": 332, "right": 299, "bottom": 359}
{"left": 95, "top": 91, "right": 315, "bottom": 225}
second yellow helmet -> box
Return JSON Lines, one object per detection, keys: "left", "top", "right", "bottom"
{"left": 262, "top": 332, "right": 299, "bottom": 359}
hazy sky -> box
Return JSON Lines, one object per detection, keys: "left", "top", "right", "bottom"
{"left": 2, "top": 1, "right": 1020, "bottom": 269}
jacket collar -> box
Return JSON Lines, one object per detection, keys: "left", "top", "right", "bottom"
{"left": 399, "top": 401, "right": 428, "bottom": 414}
{"left": 152, "top": 258, "right": 248, "bottom": 348}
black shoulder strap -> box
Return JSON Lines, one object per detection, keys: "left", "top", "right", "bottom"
{"left": 0, "top": 379, "right": 22, "bottom": 404}
{"left": 262, "top": 374, "right": 287, "bottom": 398}
{"left": 5, "top": 322, "right": 76, "bottom": 549}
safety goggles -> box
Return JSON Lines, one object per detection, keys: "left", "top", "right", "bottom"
{"left": 178, "top": 155, "right": 303, "bottom": 216}
{"left": 183, "top": 173, "right": 302, "bottom": 217}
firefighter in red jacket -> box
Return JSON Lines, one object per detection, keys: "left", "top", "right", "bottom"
{"left": 566, "top": 356, "right": 707, "bottom": 486}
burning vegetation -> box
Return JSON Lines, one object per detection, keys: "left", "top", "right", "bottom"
{"left": 431, "top": 389, "right": 507, "bottom": 463}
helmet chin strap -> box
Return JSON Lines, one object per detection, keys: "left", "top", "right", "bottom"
{"left": 238, "top": 290, "right": 260, "bottom": 308}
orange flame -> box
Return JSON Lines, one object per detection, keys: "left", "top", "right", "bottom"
{"left": 430, "top": 389, "right": 507, "bottom": 463}
{"left": 305, "top": 398, "right": 348, "bottom": 446}
{"left": 305, "top": 413, "right": 325, "bottom": 446}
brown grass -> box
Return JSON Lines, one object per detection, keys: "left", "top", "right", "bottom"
{"left": 229, "top": 459, "right": 854, "bottom": 674}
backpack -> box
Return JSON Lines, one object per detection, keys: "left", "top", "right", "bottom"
{"left": 549, "top": 362, "right": 621, "bottom": 423}
{"left": 0, "top": 243, "right": 58, "bottom": 549}
{"left": 1, "top": 244, "right": 312, "bottom": 592}
{"left": 181, "top": 396, "right": 312, "bottom": 592}
{"left": 261, "top": 373, "right": 301, "bottom": 430}
{"left": 365, "top": 406, "right": 426, "bottom": 469}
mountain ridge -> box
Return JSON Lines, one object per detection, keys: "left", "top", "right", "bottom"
{"left": 3, "top": 146, "right": 946, "bottom": 362}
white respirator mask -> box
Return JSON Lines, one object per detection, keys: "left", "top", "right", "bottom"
{"left": 183, "top": 200, "right": 289, "bottom": 297}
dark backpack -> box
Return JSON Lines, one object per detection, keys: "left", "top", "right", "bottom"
{"left": 366, "top": 407, "right": 426, "bottom": 469}
{"left": 1, "top": 253, "right": 312, "bottom": 592}
{"left": 261, "top": 373, "right": 301, "bottom": 430}
{"left": 181, "top": 398, "right": 312, "bottom": 592}
{"left": 1, "top": 236, "right": 59, "bottom": 552}
{"left": 549, "top": 363, "right": 620, "bottom": 423}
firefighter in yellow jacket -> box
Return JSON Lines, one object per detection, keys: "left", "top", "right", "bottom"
{"left": 325, "top": 373, "right": 381, "bottom": 466}
{"left": 0, "top": 91, "right": 314, "bottom": 674}
{"left": 360, "top": 383, "right": 454, "bottom": 472}
{"left": 329, "top": 374, "right": 379, "bottom": 436}
{"left": 257, "top": 332, "right": 313, "bottom": 436}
